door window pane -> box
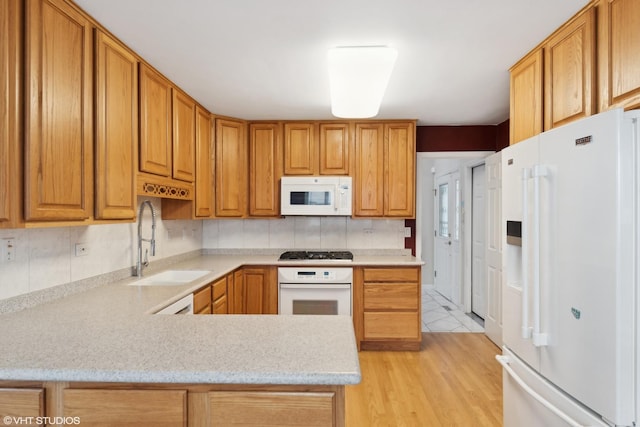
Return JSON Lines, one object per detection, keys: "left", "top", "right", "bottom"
{"left": 439, "top": 183, "right": 449, "bottom": 237}
{"left": 454, "top": 179, "right": 460, "bottom": 240}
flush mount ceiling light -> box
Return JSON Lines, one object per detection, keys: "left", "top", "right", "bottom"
{"left": 328, "top": 45, "right": 398, "bottom": 119}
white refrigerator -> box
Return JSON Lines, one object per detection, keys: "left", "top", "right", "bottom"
{"left": 498, "top": 108, "right": 640, "bottom": 427}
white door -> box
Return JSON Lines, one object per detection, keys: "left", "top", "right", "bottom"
{"left": 484, "top": 152, "right": 502, "bottom": 346}
{"left": 471, "top": 164, "right": 486, "bottom": 318}
{"left": 434, "top": 172, "right": 460, "bottom": 301}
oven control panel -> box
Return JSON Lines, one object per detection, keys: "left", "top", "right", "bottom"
{"left": 278, "top": 267, "right": 353, "bottom": 284}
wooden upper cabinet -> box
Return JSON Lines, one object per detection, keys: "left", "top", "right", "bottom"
{"left": 194, "top": 106, "right": 214, "bottom": 217}
{"left": 510, "top": 49, "right": 543, "bottom": 145}
{"left": 319, "top": 123, "right": 350, "bottom": 175}
{"left": 354, "top": 123, "right": 384, "bottom": 216}
{"left": 249, "top": 123, "right": 282, "bottom": 217}
{"left": 384, "top": 122, "right": 415, "bottom": 217}
{"left": 284, "top": 123, "right": 317, "bottom": 175}
{"left": 139, "top": 63, "right": 172, "bottom": 177}
{"left": 216, "top": 118, "right": 247, "bottom": 217}
{"left": 0, "top": 0, "right": 21, "bottom": 227}
{"left": 94, "top": 30, "right": 138, "bottom": 220}
{"left": 25, "top": 0, "right": 93, "bottom": 221}
{"left": 598, "top": 0, "right": 640, "bottom": 111}
{"left": 544, "top": 7, "right": 596, "bottom": 130}
{"left": 172, "top": 89, "right": 196, "bottom": 182}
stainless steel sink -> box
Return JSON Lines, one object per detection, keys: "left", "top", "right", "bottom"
{"left": 129, "top": 270, "right": 211, "bottom": 286}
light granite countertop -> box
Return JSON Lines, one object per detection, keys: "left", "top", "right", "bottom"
{"left": 0, "top": 252, "right": 422, "bottom": 386}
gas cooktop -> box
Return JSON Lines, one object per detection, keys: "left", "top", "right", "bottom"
{"left": 278, "top": 251, "right": 354, "bottom": 261}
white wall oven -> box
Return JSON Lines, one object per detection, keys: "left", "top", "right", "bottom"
{"left": 278, "top": 267, "right": 352, "bottom": 316}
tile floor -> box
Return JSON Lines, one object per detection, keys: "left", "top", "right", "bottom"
{"left": 422, "top": 285, "right": 485, "bottom": 333}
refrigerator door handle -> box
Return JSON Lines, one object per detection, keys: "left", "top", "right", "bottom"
{"left": 496, "top": 355, "right": 589, "bottom": 427}
{"left": 521, "top": 168, "right": 532, "bottom": 340}
{"left": 532, "top": 165, "right": 549, "bottom": 347}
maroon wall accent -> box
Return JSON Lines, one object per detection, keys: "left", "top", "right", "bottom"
{"left": 416, "top": 125, "right": 497, "bottom": 152}
{"left": 405, "top": 120, "right": 511, "bottom": 254}
{"left": 495, "top": 119, "right": 510, "bottom": 151}
{"left": 416, "top": 121, "right": 510, "bottom": 152}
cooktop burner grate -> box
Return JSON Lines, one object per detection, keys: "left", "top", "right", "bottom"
{"left": 278, "top": 250, "right": 354, "bottom": 261}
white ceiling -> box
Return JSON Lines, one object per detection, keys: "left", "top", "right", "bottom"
{"left": 75, "top": 0, "right": 587, "bottom": 126}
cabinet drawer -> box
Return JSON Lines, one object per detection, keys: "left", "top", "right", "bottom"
{"left": 212, "top": 277, "right": 227, "bottom": 300}
{"left": 0, "top": 388, "right": 44, "bottom": 417}
{"left": 364, "top": 283, "right": 418, "bottom": 310}
{"left": 193, "top": 286, "right": 212, "bottom": 313}
{"left": 209, "top": 391, "right": 335, "bottom": 427}
{"left": 195, "top": 304, "right": 212, "bottom": 315}
{"left": 213, "top": 295, "right": 228, "bottom": 314}
{"left": 63, "top": 389, "right": 186, "bottom": 425}
{"left": 363, "top": 268, "right": 419, "bottom": 282}
{"left": 364, "top": 312, "right": 420, "bottom": 340}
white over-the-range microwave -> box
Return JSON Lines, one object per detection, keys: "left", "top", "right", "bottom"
{"left": 280, "top": 176, "right": 352, "bottom": 216}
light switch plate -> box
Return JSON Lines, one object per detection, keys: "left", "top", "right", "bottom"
{"left": 2, "top": 238, "right": 15, "bottom": 262}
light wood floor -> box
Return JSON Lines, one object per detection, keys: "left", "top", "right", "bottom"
{"left": 346, "top": 333, "right": 503, "bottom": 427}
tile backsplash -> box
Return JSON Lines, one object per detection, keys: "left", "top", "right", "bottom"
{"left": 202, "top": 217, "right": 406, "bottom": 250}
{"left": 0, "top": 198, "right": 404, "bottom": 300}
{"left": 0, "top": 197, "right": 202, "bottom": 300}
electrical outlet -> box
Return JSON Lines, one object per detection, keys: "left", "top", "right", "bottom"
{"left": 2, "top": 238, "right": 15, "bottom": 262}
{"left": 74, "top": 243, "right": 89, "bottom": 257}
{"left": 404, "top": 227, "right": 412, "bottom": 238}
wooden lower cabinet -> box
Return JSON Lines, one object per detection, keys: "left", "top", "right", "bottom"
{"left": 212, "top": 276, "right": 228, "bottom": 314}
{"left": 63, "top": 389, "right": 186, "bottom": 426}
{"left": 1, "top": 383, "right": 344, "bottom": 427}
{"left": 194, "top": 285, "right": 212, "bottom": 315}
{"left": 0, "top": 388, "right": 44, "bottom": 417}
{"left": 354, "top": 266, "right": 422, "bottom": 351}
{"left": 205, "top": 391, "right": 336, "bottom": 427}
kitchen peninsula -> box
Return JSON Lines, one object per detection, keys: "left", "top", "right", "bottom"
{"left": 0, "top": 252, "right": 420, "bottom": 425}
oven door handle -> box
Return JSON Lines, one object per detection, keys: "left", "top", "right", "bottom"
{"left": 279, "top": 283, "right": 351, "bottom": 290}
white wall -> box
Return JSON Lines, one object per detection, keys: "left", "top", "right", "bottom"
{"left": 0, "top": 197, "right": 202, "bottom": 300}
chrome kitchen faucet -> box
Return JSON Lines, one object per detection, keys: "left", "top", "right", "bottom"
{"left": 136, "top": 200, "right": 156, "bottom": 277}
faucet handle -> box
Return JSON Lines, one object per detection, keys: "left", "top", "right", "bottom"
{"left": 143, "top": 249, "right": 149, "bottom": 267}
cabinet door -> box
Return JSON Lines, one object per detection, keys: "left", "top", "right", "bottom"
{"left": 94, "top": 30, "right": 138, "bottom": 220}
{"left": 139, "top": 63, "right": 172, "bottom": 177}
{"left": 215, "top": 118, "right": 247, "bottom": 217}
{"left": 229, "top": 269, "right": 245, "bottom": 314}
{"left": 384, "top": 122, "right": 415, "bottom": 217}
{"left": 598, "top": 0, "right": 640, "bottom": 110}
{"left": 284, "top": 123, "right": 317, "bottom": 175}
{"left": 194, "top": 106, "right": 213, "bottom": 217}
{"left": 544, "top": 7, "right": 596, "bottom": 130}
{"left": 509, "top": 49, "right": 543, "bottom": 144}
{"left": 25, "top": 0, "right": 93, "bottom": 220}
{"left": 319, "top": 123, "right": 350, "bottom": 175}
{"left": 249, "top": 123, "right": 282, "bottom": 216}
{"left": 0, "top": 388, "right": 43, "bottom": 417}
{"left": 354, "top": 123, "right": 384, "bottom": 216}
{"left": 63, "top": 389, "right": 186, "bottom": 426}
{"left": 172, "top": 89, "right": 196, "bottom": 182}
{"left": 0, "top": 0, "right": 21, "bottom": 227}
{"left": 244, "top": 268, "right": 266, "bottom": 314}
